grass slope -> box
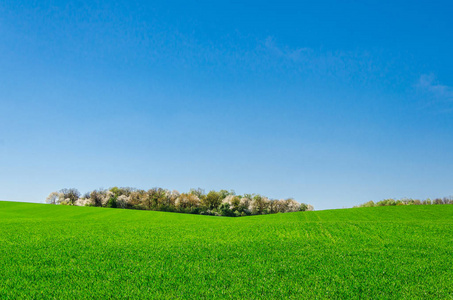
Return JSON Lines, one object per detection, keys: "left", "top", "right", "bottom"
{"left": 0, "top": 201, "right": 452, "bottom": 299}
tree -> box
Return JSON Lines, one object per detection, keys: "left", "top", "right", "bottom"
{"left": 117, "top": 195, "right": 129, "bottom": 208}
{"left": 218, "top": 203, "right": 234, "bottom": 217}
{"left": 110, "top": 187, "right": 120, "bottom": 198}
{"left": 46, "top": 192, "right": 62, "bottom": 205}
{"left": 219, "top": 189, "right": 234, "bottom": 200}
{"left": 146, "top": 188, "right": 167, "bottom": 210}
{"left": 47, "top": 186, "right": 315, "bottom": 217}
{"left": 128, "top": 190, "right": 146, "bottom": 209}
{"left": 163, "top": 190, "right": 179, "bottom": 210}
{"left": 300, "top": 203, "right": 308, "bottom": 211}
{"left": 237, "top": 197, "right": 251, "bottom": 214}
{"left": 176, "top": 193, "right": 200, "bottom": 212}
{"left": 222, "top": 195, "right": 241, "bottom": 211}
{"left": 285, "top": 198, "right": 300, "bottom": 212}
{"left": 267, "top": 199, "right": 278, "bottom": 213}
{"left": 433, "top": 198, "right": 443, "bottom": 205}
{"left": 189, "top": 188, "right": 205, "bottom": 198}
{"left": 105, "top": 191, "right": 117, "bottom": 208}
{"left": 59, "top": 188, "right": 80, "bottom": 205}
{"left": 360, "top": 201, "right": 375, "bottom": 208}
{"left": 89, "top": 190, "right": 104, "bottom": 207}
{"left": 250, "top": 195, "right": 270, "bottom": 215}
{"left": 203, "top": 191, "right": 222, "bottom": 210}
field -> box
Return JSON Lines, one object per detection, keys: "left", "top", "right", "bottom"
{"left": 0, "top": 201, "right": 452, "bottom": 299}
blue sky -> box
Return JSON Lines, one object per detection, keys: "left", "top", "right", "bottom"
{"left": 1, "top": 0, "right": 452, "bottom": 210}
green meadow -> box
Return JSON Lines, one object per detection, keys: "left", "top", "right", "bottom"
{"left": 0, "top": 201, "right": 452, "bottom": 299}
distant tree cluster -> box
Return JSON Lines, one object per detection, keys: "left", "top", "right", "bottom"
{"left": 46, "top": 187, "right": 314, "bottom": 216}
{"left": 355, "top": 196, "right": 453, "bottom": 208}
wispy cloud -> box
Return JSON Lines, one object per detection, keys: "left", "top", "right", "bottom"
{"left": 262, "top": 36, "right": 312, "bottom": 62}
{"left": 416, "top": 74, "right": 453, "bottom": 112}
{"left": 417, "top": 74, "right": 453, "bottom": 99}
{"left": 257, "top": 36, "right": 378, "bottom": 83}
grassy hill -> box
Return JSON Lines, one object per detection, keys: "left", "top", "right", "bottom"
{"left": 0, "top": 201, "right": 452, "bottom": 299}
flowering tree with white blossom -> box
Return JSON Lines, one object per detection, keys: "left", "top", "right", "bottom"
{"left": 46, "top": 187, "right": 313, "bottom": 217}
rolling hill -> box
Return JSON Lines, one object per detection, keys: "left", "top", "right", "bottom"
{"left": 0, "top": 201, "right": 452, "bottom": 299}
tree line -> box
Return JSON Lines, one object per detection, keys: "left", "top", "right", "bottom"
{"left": 355, "top": 196, "right": 453, "bottom": 208}
{"left": 46, "top": 187, "right": 314, "bottom": 217}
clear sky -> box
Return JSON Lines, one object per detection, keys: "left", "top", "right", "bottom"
{"left": 1, "top": 1, "right": 452, "bottom": 210}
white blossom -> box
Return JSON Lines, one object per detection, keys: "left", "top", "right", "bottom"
{"left": 285, "top": 199, "right": 300, "bottom": 212}
{"left": 102, "top": 191, "right": 114, "bottom": 206}
{"left": 239, "top": 197, "right": 251, "bottom": 212}
{"left": 117, "top": 195, "right": 129, "bottom": 208}
{"left": 74, "top": 198, "right": 91, "bottom": 206}
{"left": 45, "top": 192, "right": 60, "bottom": 204}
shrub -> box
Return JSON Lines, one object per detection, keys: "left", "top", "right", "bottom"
{"left": 47, "top": 187, "right": 313, "bottom": 217}
{"left": 357, "top": 196, "right": 453, "bottom": 208}
{"left": 59, "top": 188, "right": 80, "bottom": 205}
{"left": 219, "top": 203, "right": 234, "bottom": 217}
{"left": 361, "top": 201, "right": 375, "bottom": 208}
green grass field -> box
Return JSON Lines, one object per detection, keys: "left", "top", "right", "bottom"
{"left": 0, "top": 201, "right": 452, "bottom": 299}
